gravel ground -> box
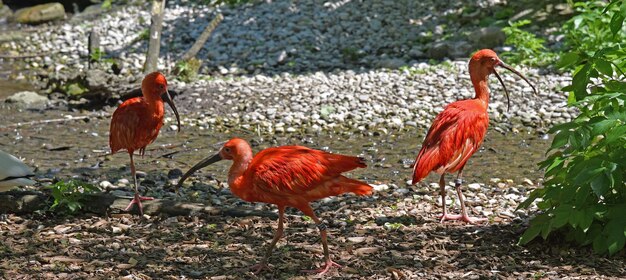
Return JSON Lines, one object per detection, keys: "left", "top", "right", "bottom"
{"left": 1, "top": 1, "right": 617, "bottom": 278}
{"left": 3, "top": 0, "right": 576, "bottom": 133}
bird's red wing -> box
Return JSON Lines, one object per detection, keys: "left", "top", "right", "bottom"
{"left": 412, "top": 101, "right": 489, "bottom": 183}
{"left": 109, "top": 98, "right": 162, "bottom": 153}
{"left": 247, "top": 146, "right": 366, "bottom": 197}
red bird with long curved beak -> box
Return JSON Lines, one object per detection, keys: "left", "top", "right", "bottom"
{"left": 110, "top": 71, "right": 181, "bottom": 215}
{"left": 177, "top": 138, "right": 372, "bottom": 276}
{"left": 412, "top": 49, "right": 537, "bottom": 224}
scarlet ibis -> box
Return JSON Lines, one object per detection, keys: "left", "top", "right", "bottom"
{"left": 109, "top": 71, "right": 181, "bottom": 215}
{"left": 177, "top": 138, "right": 372, "bottom": 275}
{"left": 0, "top": 150, "right": 36, "bottom": 191}
{"left": 412, "top": 49, "right": 537, "bottom": 224}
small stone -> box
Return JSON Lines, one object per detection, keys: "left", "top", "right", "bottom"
{"left": 5, "top": 91, "right": 48, "bottom": 107}
{"left": 167, "top": 169, "right": 183, "bottom": 179}
{"left": 370, "top": 184, "right": 389, "bottom": 192}
{"left": 99, "top": 181, "right": 113, "bottom": 189}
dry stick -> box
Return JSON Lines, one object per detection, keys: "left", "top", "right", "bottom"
{"left": 0, "top": 52, "right": 54, "bottom": 59}
{"left": 180, "top": 13, "right": 224, "bottom": 61}
{"left": 0, "top": 114, "right": 108, "bottom": 130}
{"left": 143, "top": 0, "right": 166, "bottom": 74}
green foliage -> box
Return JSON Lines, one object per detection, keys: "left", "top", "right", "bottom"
{"left": 501, "top": 20, "right": 557, "bottom": 67}
{"left": 132, "top": 29, "right": 150, "bottom": 44}
{"left": 101, "top": 0, "right": 113, "bottom": 10}
{"left": 518, "top": 0, "right": 626, "bottom": 255}
{"left": 561, "top": 1, "right": 626, "bottom": 56}
{"left": 46, "top": 180, "right": 100, "bottom": 214}
{"left": 89, "top": 47, "right": 104, "bottom": 62}
{"left": 174, "top": 58, "right": 202, "bottom": 82}
{"left": 63, "top": 82, "right": 88, "bottom": 96}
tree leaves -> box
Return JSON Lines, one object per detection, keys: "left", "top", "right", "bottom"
{"left": 519, "top": 0, "right": 626, "bottom": 255}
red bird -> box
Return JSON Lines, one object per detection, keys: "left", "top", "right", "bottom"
{"left": 110, "top": 72, "right": 181, "bottom": 215}
{"left": 412, "top": 49, "right": 537, "bottom": 224}
{"left": 177, "top": 138, "right": 372, "bottom": 275}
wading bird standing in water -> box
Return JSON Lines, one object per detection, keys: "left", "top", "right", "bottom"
{"left": 177, "top": 138, "right": 372, "bottom": 275}
{"left": 412, "top": 49, "right": 537, "bottom": 224}
{"left": 110, "top": 72, "right": 181, "bottom": 215}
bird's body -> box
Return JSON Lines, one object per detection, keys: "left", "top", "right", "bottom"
{"left": 109, "top": 72, "right": 180, "bottom": 215}
{"left": 412, "top": 49, "right": 536, "bottom": 224}
{"left": 0, "top": 150, "right": 35, "bottom": 191}
{"left": 110, "top": 97, "right": 166, "bottom": 155}
{"left": 230, "top": 145, "right": 371, "bottom": 206}
{"left": 178, "top": 138, "right": 372, "bottom": 275}
{"left": 412, "top": 99, "right": 489, "bottom": 181}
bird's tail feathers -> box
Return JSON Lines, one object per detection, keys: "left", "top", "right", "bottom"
{"left": 412, "top": 149, "right": 439, "bottom": 185}
{"left": 337, "top": 176, "right": 373, "bottom": 196}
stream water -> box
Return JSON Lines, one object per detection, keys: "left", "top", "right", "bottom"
{"left": 0, "top": 105, "right": 550, "bottom": 191}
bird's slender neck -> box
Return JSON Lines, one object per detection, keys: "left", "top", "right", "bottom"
{"left": 469, "top": 64, "right": 490, "bottom": 108}
{"left": 142, "top": 89, "right": 165, "bottom": 113}
{"left": 228, "top": 150, "right": 254, "bottom": 187}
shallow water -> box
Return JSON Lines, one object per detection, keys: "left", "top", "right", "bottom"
{"left": 0, "top": 105, "right": 550, "bottom": 190}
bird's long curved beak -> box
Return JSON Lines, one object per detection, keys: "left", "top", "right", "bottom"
{"left": 494, "top": 62, "right": 538, "bottom": 111}
{"left": 164, "top": 89, "right": 181, "bottom": 132}
{"left": 176, "top": 153, "right": 223, "bottom": 192}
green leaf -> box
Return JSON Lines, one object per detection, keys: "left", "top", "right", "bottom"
{"left": 590, "top": 172, "right": 610, "bottom": 197}
{"left": 606, "top": 125, "right": 626, "bottom": 144}
{"left": 557, "top": 52, "right": 580, "bottom": 69}
{"left": 592, "top": 119, "right": 618, "bottom": 135}
{"left": 547, "top": 121, "right": 580, "bottom": 134}
{"left": 517, "top": 189, "right": 542, "bottom": 210}
{"left": 518, "top": 223, "right": 542, "bottom": 245}
{"left": 610, "top": 13, "right": 625, "bottom": 38}
{"left": 593, "top": 233, "right": 608, "bottom": 253}
{"left": 549, "top": 130, "right": 571, "bottom": 151}
{"left": 552, "top": 206, "right": 572, "bottom": 228}
{"left": 605, "top": 220, "right": 626, "bottom": 255}
{"left": 595, "top": 59, "right": 614, "bottom": 76}
{"left": 579, "top": 208, "right": 594, "bottom": 232}
{"left": 573, "top": 159, "right": 605, "bottom": 185}
{"left": 519, "top": 214, "right": 550, "bottom": 245}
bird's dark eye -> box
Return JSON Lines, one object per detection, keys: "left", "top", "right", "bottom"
{"left": 490, "top": 57, "right": 496, "bottom": 62}
{"left": 224, "top": 147, "right": 231, "bottom": 153}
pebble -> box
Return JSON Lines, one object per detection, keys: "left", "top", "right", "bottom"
{"left": 370, "top": 184, "right": 389, "bottom": 192}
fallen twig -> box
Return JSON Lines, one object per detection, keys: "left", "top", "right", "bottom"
{"left": 0, "top": 114, "right": 109, "bottom": 130}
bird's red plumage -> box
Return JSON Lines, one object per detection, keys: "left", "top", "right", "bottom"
{"left": 225, "top": 143, "right": 371, "bottom": 211}
{"left": 412, "top": 99, "right": 489, "bottom": 184}
{"left": 109, "top": 96, "right": 165, "bottom": 154}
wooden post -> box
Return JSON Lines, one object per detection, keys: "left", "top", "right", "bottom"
{"left": 88, "top": 27, "right": 100, "bottom": 69}
{"left": 143, "top": 0, "right": 166, "bottom": 74}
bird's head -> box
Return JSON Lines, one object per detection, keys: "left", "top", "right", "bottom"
{"left": 217, "top": 138, "right": 251, "bottom": 160}
{"left": 142, "top": 72, "right": 181, "bottom": 132}
{"left": 176, "top": 138, "right": 252, "bottom": 192}
{"left": 469, "top": 49, "right": 537, "bottom": 110}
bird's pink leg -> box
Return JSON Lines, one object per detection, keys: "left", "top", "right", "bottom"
{"left": 300, "top": 206, "right": 341, "bottom": 276}
{"left": 437, "top": 174, "right": 462, "bottom": 222}
{"left": 454, "top": 178, "right": 487, "bottom": 224}
{"left": 124, "top": 152, "right": 154, "bottom": 215}
{"left": 439, "top": 171, "right": 487, "bottom": 224}
{"left": 250, "top": 206, "right": 285, "bottom": 274}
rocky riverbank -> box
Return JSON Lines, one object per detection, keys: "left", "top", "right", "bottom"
{"left": 1, "top": 0, "right": 576, "bottom": 133}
